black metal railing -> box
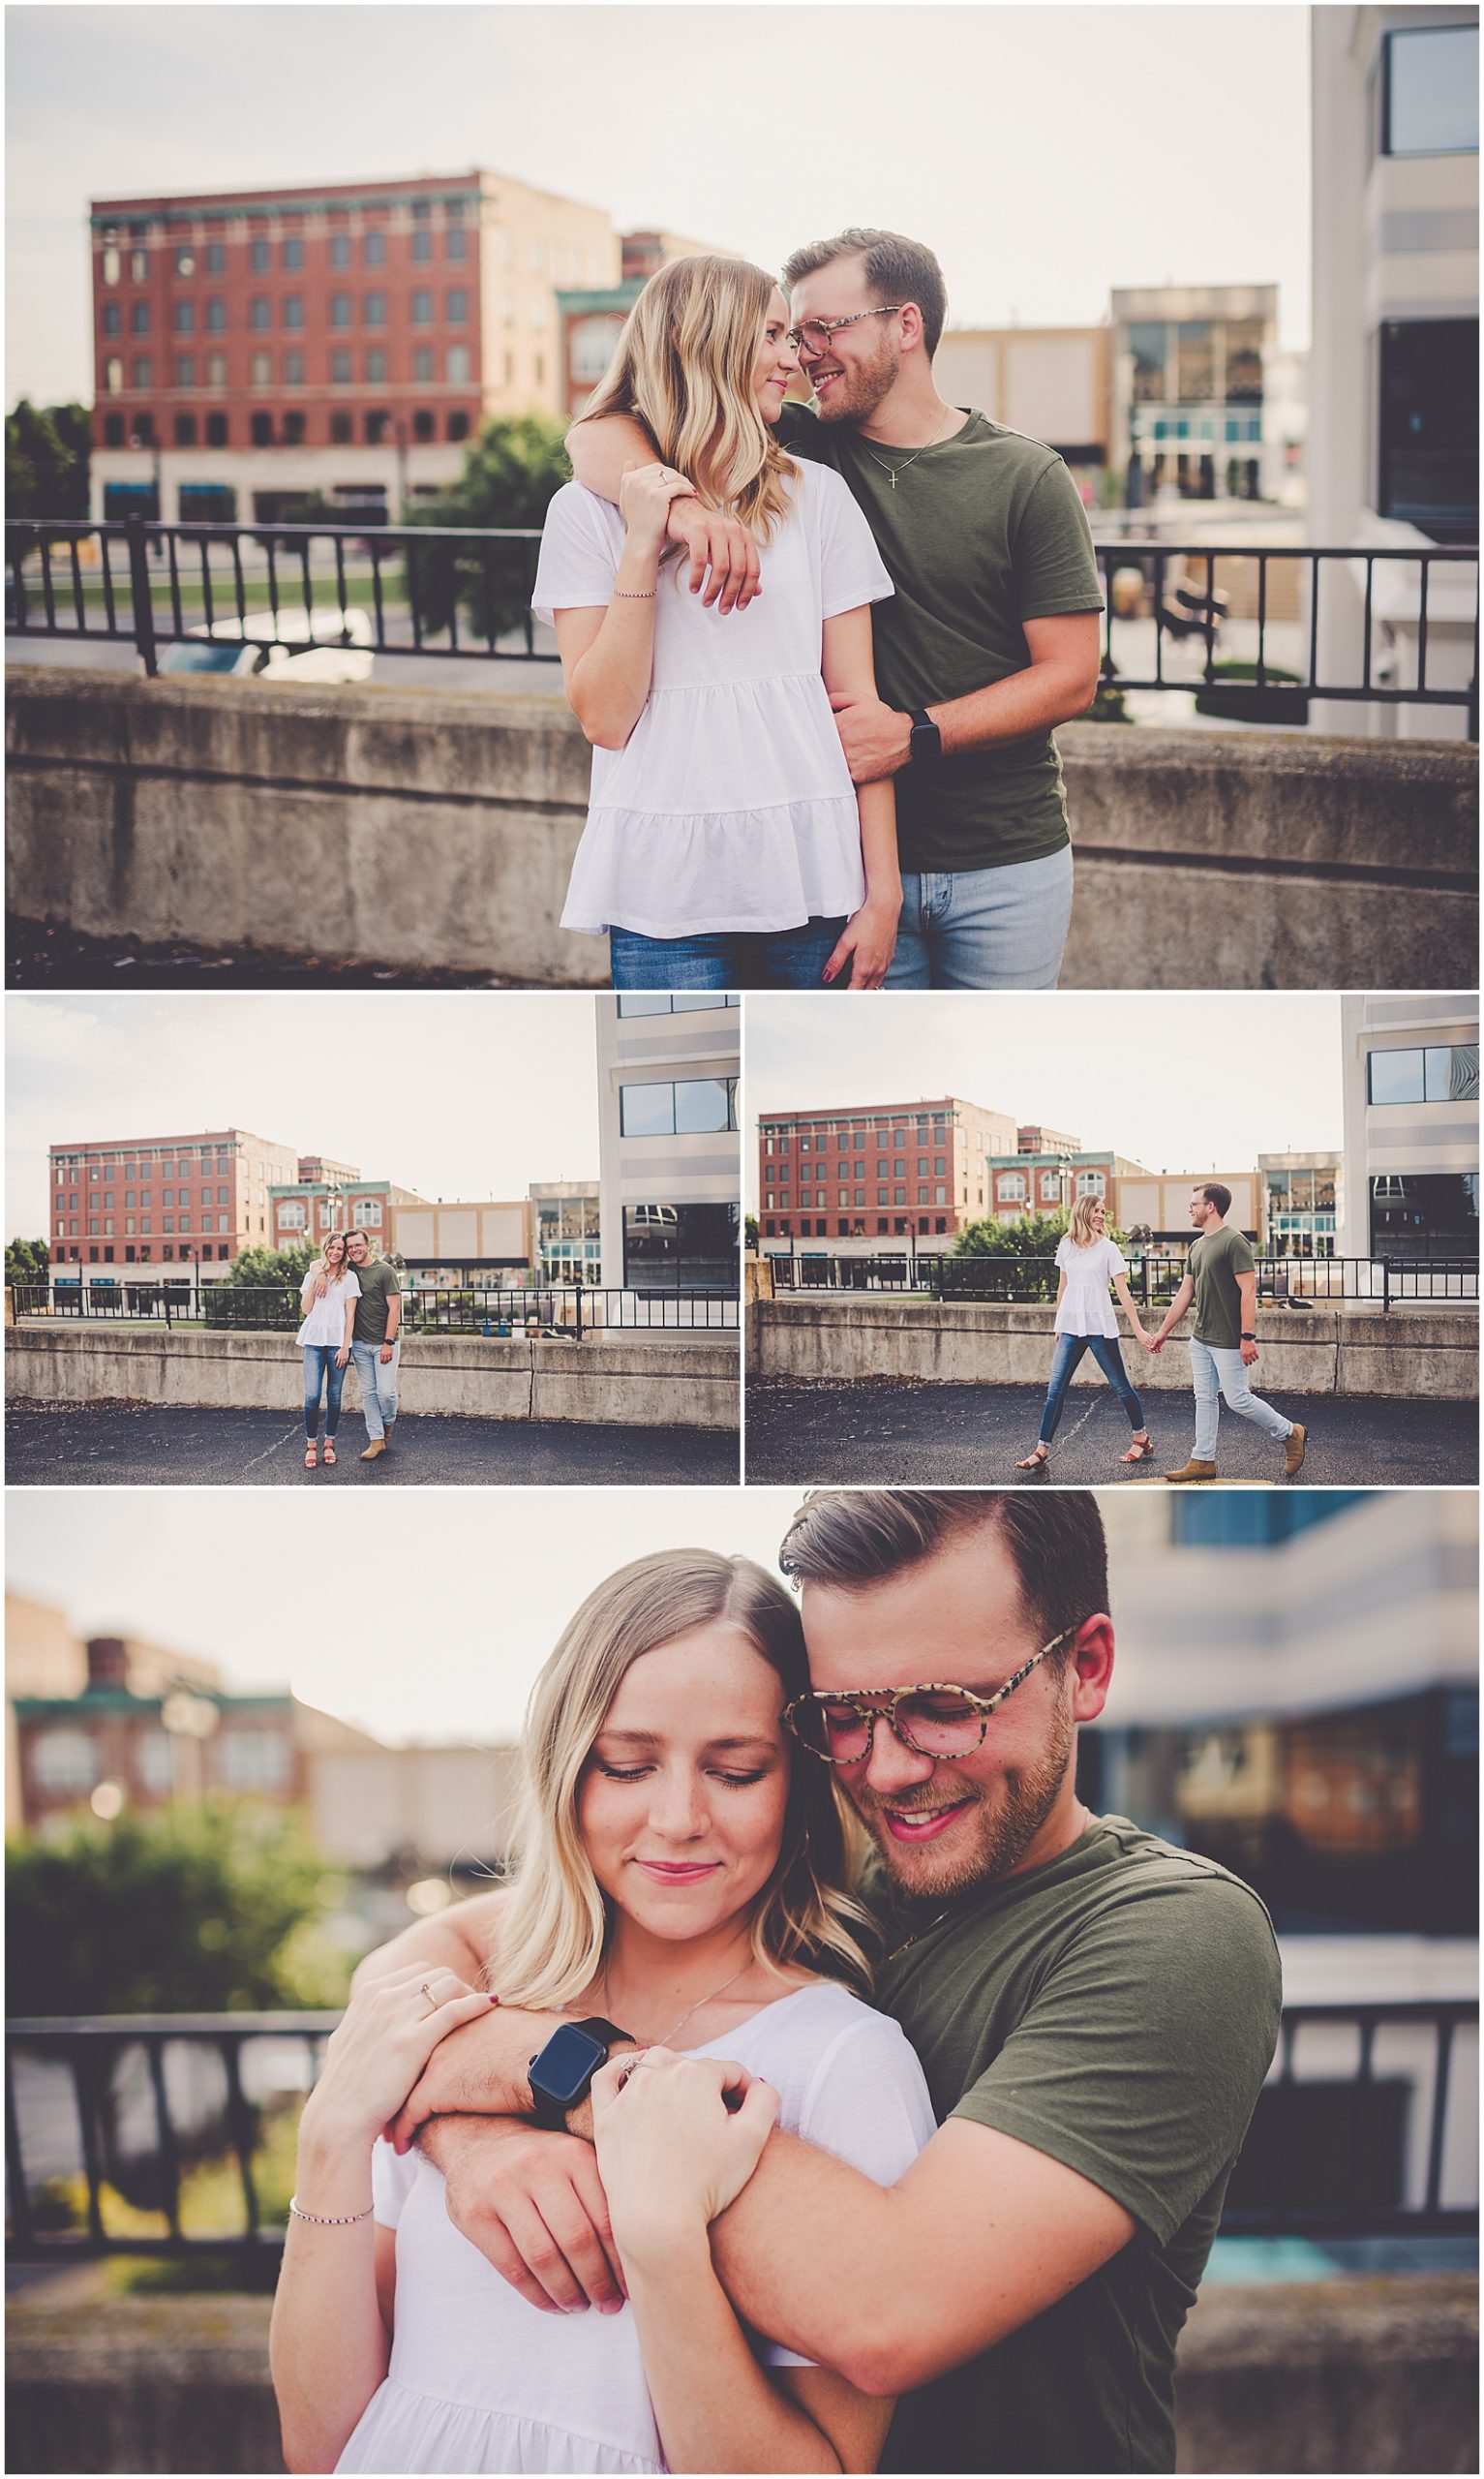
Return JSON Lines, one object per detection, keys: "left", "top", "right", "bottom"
{"left": 7, "top": 1998, "right": 1474, "bottom": 2258}
{"left": 760, "top": 1253, "right": 1478, "bottom": 1311}
{"left": 1092, "top": 541, "right": 1479, "bottom": 733}
{"left": 11, "top": 1279, "right": 739, "bottom": 1333}
{"left": 7, "top": 519, "right": 1477, "bottom": 730}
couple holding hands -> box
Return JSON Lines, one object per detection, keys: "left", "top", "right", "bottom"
{"left": 1018, "top": 1184, "right": 1307, "bottom": 1483}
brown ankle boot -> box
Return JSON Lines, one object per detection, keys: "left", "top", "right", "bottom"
{"left": 1164, "top": 1458, "right": 1219, "bottom": 1484}
{"left": 1284, "top": 1423, "right": 1307, "bottom": 1476}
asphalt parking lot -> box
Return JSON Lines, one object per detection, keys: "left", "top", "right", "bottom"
{"left": 743, "top": 1382, "right": 1478, "bottom": 1487}
{"left": 6, "top": 1403, "right": 741, "bottom": 1486}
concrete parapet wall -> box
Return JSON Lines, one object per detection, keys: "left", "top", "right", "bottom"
{"left": 746, "top": 1299, "right": 1478, "bottom": 1400}
{"left": 5, "top": 2275, "right": 1475, "bottom": 2476}
{"left": 7, "top": 673, "right": 1476, "bottom": 988}
{"left": 5, "top": 1325, "right": 740, "bottom": 1430}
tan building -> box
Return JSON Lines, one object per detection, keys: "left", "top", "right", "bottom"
{"left": 390, "top": 1197, "right": 532, "bottom": 1279}
{"left": 1114, "top": 1170, "right": 1261, "bottom": 1249}
{"left": 1016, "top": 1122, "right": 1083, "bottom": 1159}
{"left": 933, "top": 324, "right": 1111, "bottom": 491}
{"left": 309, "top": 1739, "right": 522, "bottom": 1874}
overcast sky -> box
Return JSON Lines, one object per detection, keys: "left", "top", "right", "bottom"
{"left": 6, "top": 1484, "right": 1181, "bottom": 1744}
{"left": 7, "top": 993, "right": 601, "bottom": 1234}
{"left": 6, "top": 2, "right": 1313, "bottom": 407}
{"left": 744, "top": 990, "right": 1343, "bottom": 1204}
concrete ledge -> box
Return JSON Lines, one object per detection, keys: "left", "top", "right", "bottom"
{"left": 746, "top": 1299, "right": 1478, "bottom": 1400}
{"left": 7, "top": 673, "right": 1477, "bottom": 988}
{"left": 4, "top": 2274, "right": 1474, "bottom": 2475}
{"left": 5, "top": 1326, "right": 740, "bottom": 1431}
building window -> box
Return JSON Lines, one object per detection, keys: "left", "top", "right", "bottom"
{"left": 102, "top": 246, "right": 120, "bottom": 286}
{"left": 173, "top": 413, "right": 197, "bottom": 446}
{"left": 174, "top": 245, "right": 196, "bottom": 277}
{"left": 283, "top": 293, "right": 304, "bottom": 330}
{"left": 205, "top": 298, "right": 226, "bottom": 333}
{"left": 205, "top": 412, "right": 228, "bottom": 447}
{"left": 330, "top": 232, "right": 351, "bottom": 269}
{"left": 1367, "top": 1044, "right": 1480, "bottom": 1105}
{"left": 131, "top": 357, "right": 153, "bottom": 390}
{"left": 411, "top": 288, "right": 433, "bottom": 325}
{"left": 130, "top": 300, "right": 150, "bottom": 335}
{"left": 331, "top": 349, "right": 352, "bottom": 384}
{"left": 250, "top": 295, "right": 270, "bottom": 332}
{"left": 412, "top": 408, "right": 435, "bottom": 441}
{"left": 31, "top": 1728, "right": 100, "bottom": 1793}
{"left": 330, "top": 411, "right": 352, "bottom": 444}
{"left": 282, "top": 234, "right": 303, "bottom": 270}
{"left": 365, "top": 348, "right": 387, "bottom": 383}
{"left": 330, "top": 291, "right": 351, "bottom": 328}
{"left": 620, "top": 1077, "right": 738, "bottom": 1136}
{"left": 129, "top": 248, "right": 148, "bottom": 282}
{"left": 250, "top": 411, "right": 273, "bottom": 446}
{"left": 446, "top": 344, "right": 471, "bottom": 383}
{"left": 445, "top": 226, "right": 467, "bottom": 260}
{"left": 250, "top": 236, "right": 270, "bottom": 273}
{"left": 446, "top": 288, "right": 468, "bottom": 323}
{"left": 251, "top": 350, "right": 271, "bottom": 386}
{"left": 282, "top": 410, "right": 305, "bottom": 445}
{"left": 412, "top": 348, "right": 434, "bottom": 383}
{"left": 217, "top": 1729, "right": 291, "bottom": 1790}
{"left": 363, "top": 230, "right": 385, "bottom": 267}
{"left": 103, "top": 302, "right": 121, "bottom": 337}
{"left": 206, "top": 240, "right": 226, "bottom": 274}
{"left": 623, "top": 1200, "right": 739, "bottom": 1291}
{"left": 283, "top": 349, "right": 304, "bottom": 384}
{"left": 447, "top": 410, "right": 469, "bottom": 441}
{"left": 104, "top": 412, "right": 126, "bottom": 445}
{"left": 175, "top": 352, "right": 196, "bottom": 386}
{"left": 365, "top": 409, "right": 390, "bottom": 444}
{"left": 1381, "top": 23, "right": 1479, "bottom": 156}
{"left": 1076, "top": 1171, "right": 1106, "bottom": 1196}
{"left": 412, "top": 228, "right": 433, "bottom": 262}
{"left": 1378, "top": 320, "right": 1479, "bottom": 537}
{"left": 1370, "top": 1173, "right": 1480, "bottom": 1261}
{"left": 363, "top": 291, "right": 386, "bottom": 327}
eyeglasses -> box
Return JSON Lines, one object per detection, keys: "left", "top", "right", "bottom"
{"left": 783, "top": 1628, "right": 1078, "bottom": 1765}
{"left": 786, "top": 306, "right": 905, "bottom": 358}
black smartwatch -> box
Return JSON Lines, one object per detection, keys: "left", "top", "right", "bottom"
{"left": 908, "top": 707, "right": 942, "bottom": 765}
{"left": 528, "top": 2016, "right": 632, "bottom": 2129}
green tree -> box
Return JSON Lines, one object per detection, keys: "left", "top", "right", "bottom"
{"left": 6, "top": 1800, "right": 350, "bottom": 2015}
{"left": 220, "top": 1240, "right": 315, "bottom": 1288}
{"left": 6, "top": 1236, "right": 50, "bottom": 1288}
{"left": 6, "top": 399, "right": 91, "bottom": 521}
{"left": 945, "top": 1208, "right": 1134, "bottom": 1302}
{"left": 403, "top": 412, "right": 571, "bottom": 644}
{"left": 744, "top": 1215, "right": 760, "bottom": 1251}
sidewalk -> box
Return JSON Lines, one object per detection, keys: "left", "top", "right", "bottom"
{"left": 743, "top": 1382, "right": 1477, "bottom": 1486}
{"left": 6, "top": 1403, "right": 741, "bottom": 1486}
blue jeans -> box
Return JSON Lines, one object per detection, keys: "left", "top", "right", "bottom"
{"left": 886, "top": 845, "right": 1074, "bottom": 989}
{"left": 609, "top": 918, "right": 847, "bottom": 992}
{"left": 1036, "top": 1331, "right": 1146, "bottom": 1448}
{"left": 350, "top": 1337, "right": 401, "bottom": 1440}
{"left": 302, "top": 1344, "right": 348, "bottom": 1440}
{"left": 1190, "top": 1338, "right": 1292, "bottom": 1462}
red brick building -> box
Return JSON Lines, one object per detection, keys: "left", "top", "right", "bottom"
{"left": 758, "top": 1095, "right": 1020, "bottom": 1251}
{"left": 89, "top": 168, "right": 620, "bottom": 524}
{"left": 49, "top": 1125, "right": 300, "bottom": 1272}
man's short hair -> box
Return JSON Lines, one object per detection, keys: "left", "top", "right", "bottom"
{"left": 778, "top": 1490, "right": 1108, "bottom": 1657}
{"left": 780, "top": 228, "right": 949, "bottom": 360}
{"left": 1197, "top": 1182, "right": 1232, "bottom": 1218}
{"left": 346, "top": 1225, "right": 376, "bottom": 1249}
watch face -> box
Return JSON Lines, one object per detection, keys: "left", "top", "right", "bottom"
{"left": 531, "top": 2021, "right": 607, "bottom": 2108}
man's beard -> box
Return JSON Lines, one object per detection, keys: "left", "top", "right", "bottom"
{"left": 854, "top": 1698, "right": 1075, "bottom": 1900}
{"left": 809, "top": 339, "right": 900, "bottom": 425}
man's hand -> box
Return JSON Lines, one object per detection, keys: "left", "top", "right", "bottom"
{"left": 1240, "top": 1338, "right": 1259, "bottom": 1366}
{"left": 829, "top": 690, "right": 912, "bottom": 784}
{"left": 427, "top": 2116, "right": 627, "bottom": 2314}
{"left": 1147, "top": 1332, "right": 1166, "bottom": 1355}
{"left": 668, "top": 500, "right": 761, "bottom": 613}
{"left": 823, "top": 898, "right": 898, "bottom": 990}
{"left": 385, "top": 2001, "right": 560, "bottom": 2152}
{"left": 379, "top": 1344, "right": 395, "bottom": 1364}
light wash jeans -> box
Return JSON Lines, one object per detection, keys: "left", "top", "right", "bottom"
{"left": 301, "top": 1344, "right": 348, "bottom": 1441}
{"left": 1190, "top": 1337, "right": 1293, "bottom": 1462}
{"left": 885, "top": 845, "right": 1074, "bottom": 989}
{"left": 1036, "top": 1331, "right": 1146, "bottom": 1448}
{"left": 350, "top": 1336, "right": 401, "bottom": 1440}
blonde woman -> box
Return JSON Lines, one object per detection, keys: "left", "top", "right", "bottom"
{"left": 295, "top": 1233, "right": 360, "bottom": 1470}
{"left": 1016, "top": 1196, "right": 1154, "bottom": 1471}
{"left": 531, "top": 257, "right": 901, "bottom": 992}
{"left": 271, "top": 1551, "right": 933, "bottom": 2472}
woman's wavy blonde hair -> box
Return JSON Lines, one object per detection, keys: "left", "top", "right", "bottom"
{"left": 1067, "top": 1193, "right": 1105, "bottom": 1247}
{"left": 317, "top": 1233, "right": 349, "bottom": 1280}
{"left": 577, "top": 255, "right": 798, "bottom": 545}
{"left": 492, "top": 1548, "right": 876, "bottom": 2009}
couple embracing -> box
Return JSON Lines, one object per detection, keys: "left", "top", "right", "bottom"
{"left": 272, "top": 1489, "right": 1281, "bottom": 2475}
{"left": 294, "top": 1227, "right": 402, "bottom": 1469}
{"left": 1018, "top": 1184, "right": 1308, "bottom": 1481}
{"left": 534, "top": 228, "right": 1105, "bottom": 993}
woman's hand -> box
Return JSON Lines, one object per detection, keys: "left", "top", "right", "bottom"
{"left": 823, "top": 897, "right": 899, "bottom": 990}
{"left": 300, "top": 1964, "right": 495, "bottom": 2156}
{"left": 618, "top": 460, "right": 696, "bottom": 561}
{"left": 335, "top": 1346, "right": 349, "bottom": 1366}
{"left": 591, "top": 2049, "right": 779, "bottom": 2266}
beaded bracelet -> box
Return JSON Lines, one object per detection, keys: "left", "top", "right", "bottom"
{"left": 613, "top": 586, "right": 656, "bottom": 598}
{"left": 288, "top": 2194, "right": 374, "bottom": 2226}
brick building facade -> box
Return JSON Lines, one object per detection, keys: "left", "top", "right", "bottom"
{"left": 49, "top": 1124, "right": 300, "bottom": 1272}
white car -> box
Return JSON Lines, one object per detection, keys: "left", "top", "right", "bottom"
{"left": 156, "top": 606, "right": 375, "bottom": 684}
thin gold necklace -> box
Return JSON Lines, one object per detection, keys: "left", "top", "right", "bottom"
{"left": 861, "top": 405, "right": 955, "bottom": 490}
{"left": 602, "top": 1954, "right": 756, "bottom": 2050}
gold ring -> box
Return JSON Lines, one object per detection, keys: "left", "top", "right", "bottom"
{"left": 419, "top": 1979, "right": 436, "bottom": 2012}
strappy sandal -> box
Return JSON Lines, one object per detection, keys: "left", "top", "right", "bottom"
{"left": 323, "top": 1441, "right": 337, "bottom": 1466}
{"left": 304, "top": 1443, "right": 318, "bottom": 1468}
{"left": 1120, "top": 1432, "right": 1155, "bottom": 1463}
{"left": 1015, "top": 1444, "right": 1050, "bottom": 1470}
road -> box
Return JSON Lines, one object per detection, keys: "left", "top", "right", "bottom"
{"left": 743, "top": 1381, "right": 1478, "bottom": 1487}
{"left": 6, "top": 1402, "right": 741, "bottom": 1486}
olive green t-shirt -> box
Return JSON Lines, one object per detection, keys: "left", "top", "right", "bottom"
{"left": 866, "top": 1816, "right": 1281, "bottom": 2474}
{"left": 350, "top": 1257, "right": 401, "bottom": 1346}
{"left": 777, "top": 401, "right": 1105, "bottom": 873}
{"left": 1190, "top": 1225, "right": 1257, "bottom": 1352}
